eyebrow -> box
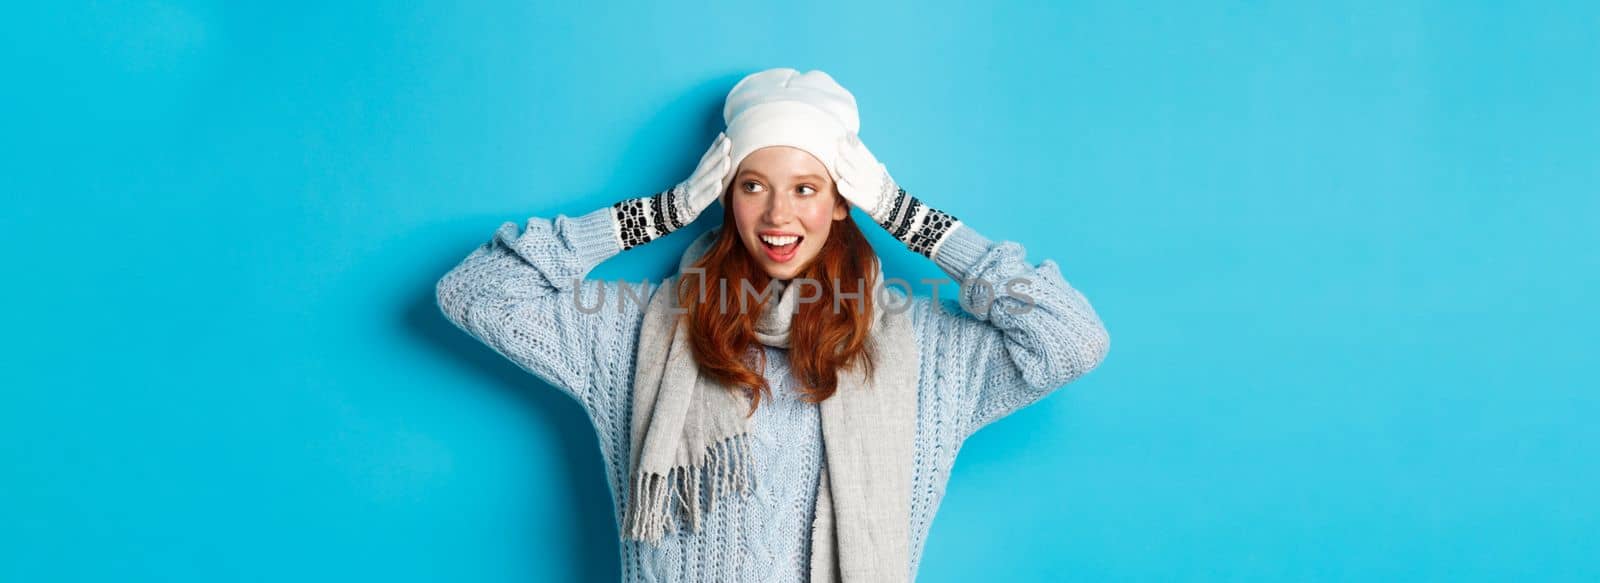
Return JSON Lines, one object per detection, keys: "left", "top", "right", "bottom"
{"left": 737, "top": 169, "right": 828, "bottom": 182}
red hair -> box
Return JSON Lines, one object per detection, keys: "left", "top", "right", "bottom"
{"left": 677, "top": 200, "right": 880, "bottom": 417}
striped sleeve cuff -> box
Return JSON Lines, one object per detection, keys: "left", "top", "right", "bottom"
{"left": 930, "top": 222, "right": 993, "bottom": 281}
{"left": 570, "top": 204, "right": 625, "bottom": 270}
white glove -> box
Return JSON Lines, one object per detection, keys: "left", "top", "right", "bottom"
{"left": 670, "top": 131, "right": 733, "bottom": 228}
{"left": 612, "top": 133, "right": 731, "bottom": 251}
{"left": 828, "top": 132, "right": 899, "bottom": 225}
{"left": 827, "top": 132, "right": 963, "bottom": 258}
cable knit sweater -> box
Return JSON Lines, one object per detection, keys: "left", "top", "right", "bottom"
{"left": 435, "top": 200, "right": 1110, "bottom": 582}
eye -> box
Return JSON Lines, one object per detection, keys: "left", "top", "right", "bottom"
{"left": 741, "top": 180, "right": 764, "bottom": 193}
{"left": 797, "top": 185, "right": 817, "bottom": 196}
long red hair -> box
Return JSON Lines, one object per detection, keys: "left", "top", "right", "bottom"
{"left": 677, "top": 200, "right": 880, "bottom": 417}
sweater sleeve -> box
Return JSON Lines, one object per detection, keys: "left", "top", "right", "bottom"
{"left": 434, "top": 201, "right": 663, "bottom": 421}
{"left": 909, "top": 221, "right": 1112, "bottom": 439}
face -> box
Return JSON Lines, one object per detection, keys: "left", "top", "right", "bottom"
{"left": 728, "top": 146, "right": 851, "bottom": 280}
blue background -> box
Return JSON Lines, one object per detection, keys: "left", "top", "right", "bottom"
{"left": 4, "top": 1, "right": 1597, "bottom": 581}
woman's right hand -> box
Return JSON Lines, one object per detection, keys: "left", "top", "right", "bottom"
{"left": 669, "top": 132, "right": 733, "bottom": 228}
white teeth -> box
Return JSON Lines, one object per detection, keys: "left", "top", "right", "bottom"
{"left": 760, "top": 234, "right": 800, "bottom": 246}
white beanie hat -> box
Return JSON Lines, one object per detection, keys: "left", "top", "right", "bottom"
{"left": 719, "top": 68, "right": 860, "bottom": 201}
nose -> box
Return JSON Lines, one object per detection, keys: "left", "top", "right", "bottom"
{"left": 762, "top": 192, "right": 795, "bottom": 225}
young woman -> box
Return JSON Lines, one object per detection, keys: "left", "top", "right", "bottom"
{"left": 435, "top": 68, "right": 1110, "bottom": 582}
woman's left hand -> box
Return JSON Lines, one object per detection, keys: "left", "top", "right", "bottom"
{"left": 828, "top": 132, "right": 900, "bottom": 225}
{"left": 828, "top": 132, "right": 966, "bottom": 260}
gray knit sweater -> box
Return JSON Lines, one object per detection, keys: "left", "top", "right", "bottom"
{"left": 435, "top": 200, "right": 1110, "bottom": 582}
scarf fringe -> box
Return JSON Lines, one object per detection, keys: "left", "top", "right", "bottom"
{"left": 623, "top": 432, "right": 754, "bottom": 543}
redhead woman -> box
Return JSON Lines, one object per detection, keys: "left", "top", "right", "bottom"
{"left": 435, "top": 68, "right": 1110, "bottom": 582}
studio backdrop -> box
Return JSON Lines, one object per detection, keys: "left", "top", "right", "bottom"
{"left": 4, "top": 1, "right": 1597, "bottom": 581}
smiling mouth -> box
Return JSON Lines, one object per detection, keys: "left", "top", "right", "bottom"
{"left": 758, "top": 234, "right": 803, "bottom": 262}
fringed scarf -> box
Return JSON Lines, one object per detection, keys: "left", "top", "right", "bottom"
{"left": 622, "top": 226, "right": 921, "bottom": 582}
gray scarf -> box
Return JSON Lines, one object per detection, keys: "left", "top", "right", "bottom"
{"left": 623, "top": 226, "right": 920, "bottom": 582}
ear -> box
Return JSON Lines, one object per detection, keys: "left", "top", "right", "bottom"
{"left": 832, "top": 195, "right": 850, "bottom": 221}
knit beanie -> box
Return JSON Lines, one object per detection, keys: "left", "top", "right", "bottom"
{"left": 719, "top": 68, "right": 860, "bottom": 201}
